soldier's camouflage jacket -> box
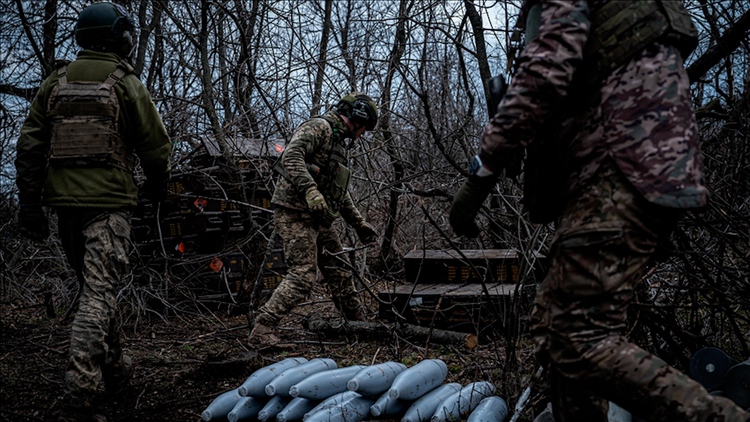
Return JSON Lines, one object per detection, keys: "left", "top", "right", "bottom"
{"left": 15, "top": 50, "right": 171, "bottom": 208}
{"left": 480, "top": 0, "right": 707, "bottom": 210}
{"left": 272, "top": 111, "right": 366, "bottom": 226}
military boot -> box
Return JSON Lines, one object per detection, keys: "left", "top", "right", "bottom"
{"left": 342, "top": 306, "right": 368, "bottom": 322}
{"left": 333, "top": 295, "right": 368, "bottom": 321}
{"left": 104, "top": 354, "right": 133, "bottom": 394}
{"left": 249, "top": 323, "right": 283, "bottom": 347}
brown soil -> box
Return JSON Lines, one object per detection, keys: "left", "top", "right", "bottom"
{"left": 0, "top": 287, "right": 542, "bottom": 422}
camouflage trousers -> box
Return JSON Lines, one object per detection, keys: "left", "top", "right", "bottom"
{"left": 57, "top": 208, "right": 132, "bottom": 409}
{"left": 530, "top": 160, "right": 748, "bottom": 422}
{"left": 256, "top": 207, "right": 362, "bottom": 327}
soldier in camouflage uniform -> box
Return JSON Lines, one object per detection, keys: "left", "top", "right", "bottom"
{"left": 250, "top": 93, "right": 379, "bottom": 346}
{"left": 14, "top": 3, "right": 171, "bottom": 421}
{"left": 450, "top": 1, "right": 749, "bottom": 421}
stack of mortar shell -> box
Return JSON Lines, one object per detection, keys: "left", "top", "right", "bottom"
{"left": 132, "top": 164, "right": 261, "bottom": 297}
{"left": 689, "top": 347, "right": 750, "bottom": 410}
{"left": 202, "top": 357, "right": 509, "bottom": 422}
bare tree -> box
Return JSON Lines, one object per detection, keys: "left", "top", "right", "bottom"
{"left": 1, "top": 3, "right": 748, "bottom": 413}
{"left": 311, "top": 0, "right": 333, "bottom": 116}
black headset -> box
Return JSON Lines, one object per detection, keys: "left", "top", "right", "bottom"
{"left": 111, "top": 3, "right": 136, "bottom": 56}
{"left": 351, "top": 99, "right": 375, "bottom": 129}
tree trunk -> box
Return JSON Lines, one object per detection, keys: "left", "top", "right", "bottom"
{"left": 42, "top": 0, "right": 57, "bottom": 76}
{"left": 687, "top": 9, "right": 750, "bottom": 83}
{"left": 464, "top": 0, "right": 494, "bottom": 117}
{"left": 379, "top": 0, "right": 411, "bottom": 264}
{"left": 306, "top": 315, "right": 479, "bottom": 350}
{"left": 311, "top": 0, "right": 333, "bottom": 116}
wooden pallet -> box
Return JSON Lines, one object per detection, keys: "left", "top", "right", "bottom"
{"left": 377, "top": 282, "right": 522, "bottom": 333}
{"left": 403, "top": 249, "right": 543, "bottom": 284}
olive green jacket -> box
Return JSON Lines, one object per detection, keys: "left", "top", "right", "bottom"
{"left": 15, "top": 50, "right": 171, "bottom": 208}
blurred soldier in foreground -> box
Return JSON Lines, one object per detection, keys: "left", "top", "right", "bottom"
{"left": 250, "top": 93, "right": 379, "bottom": 346}
{"left": 14, "top": 2, "right": 171, "bottom": 421}
{"left": 450, "top": 1, "right": 749, "bottom": 421}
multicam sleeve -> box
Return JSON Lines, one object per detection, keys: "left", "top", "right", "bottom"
{"left": 282, "top": 118, "right": 330, "bottom": 195}
{"left": 479, "top": 0, "right": 590, "bottom": 170}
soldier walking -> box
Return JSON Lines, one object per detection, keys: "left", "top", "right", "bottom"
{"left": 450, "top": 1, "right": 749, "bottom": 421}
{"left": 250, "top": 93, "right": 379, "bottom": 346}
{"left": 14, "top": 3, "right": 172, "bottom": 421}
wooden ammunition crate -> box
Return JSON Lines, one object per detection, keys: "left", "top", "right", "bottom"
{"left": 404, "top": 249, "right": 539, "bottom": 284}
{"left": 378, "top": 282, "right": 522, "bottom": 332}
{"left": 161, "top": 233, "right": 228, "bottom": 256}
{"left": 260, "top": 248, "right": 287, "bottom": 290}
{"left": 261, "top": 273, "right": 284, "bottom": 291}
{"left": 264, "top": 249, "right": 286, "bottom": 271}
{"left": 152, "top": 252, "right": 249, "bottom": 297}
{"left": 248, "top": 195, "right": 272, "bottom": 211}
{"left": 218, "top": 253, "right": 247, "bottom": 278}
{"left": 161, "top": 213, "right": 225, "bottom": 237}
{"left": 225, "top": 210, "right": 247, "bottom": 233}
{"left": 188, "top": 196, "right": 240, "bottom": 213}
{"left": 204, "top": 253, "right": 247, "bottom": 295}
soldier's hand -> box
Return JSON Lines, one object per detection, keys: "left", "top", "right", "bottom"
{"left": 355, "top": 222, "right": 378, "bottom": 244}
{"left": 17, "top": 203, "right": 49, "bottom": 242}
{"left": 449, "top": 176, "right": 496, "bottom": 238}
{"left": 305, "top": 188, "right": 328, "bottom": 214}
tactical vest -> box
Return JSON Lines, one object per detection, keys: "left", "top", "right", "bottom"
{"left": 315, "top": 114, "right": 352, "bottom": 214}
{"left": 47, "top": 60, "right": 135, "bottom": 172}
{"left": 524, "top": 0, "right": 698, "bottom": 82}
{"left": 275, "top": 114, "right": 352, "bottom": 226}
{"left": 520, "top": 0, "right": 698, "bottom": 224}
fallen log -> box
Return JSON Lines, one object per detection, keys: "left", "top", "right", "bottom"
{"left": 306, "top": 315, "right": 478, "bottom": 350}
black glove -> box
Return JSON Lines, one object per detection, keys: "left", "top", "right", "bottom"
{"left": 449, "top": 176, "right": 497, "bottom": 238}
{"left": 17, "top": 203, "right": 49, "bottom": 241}
{"left": 355, "top": 222, "right": 378, "bottom": 244}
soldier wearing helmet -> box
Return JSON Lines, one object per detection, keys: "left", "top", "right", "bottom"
{"left": 74, "top": 2, "right": 137, "bottom": 58}
{"left": 250, "top": 92, "right": 379, "bottom": 347}
{"left": 14, "top": 2, "right": 171, "bottom": 421}
{"left": 450, "top": 1, "right": 748, "bottom": 421}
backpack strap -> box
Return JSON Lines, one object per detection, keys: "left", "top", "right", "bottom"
{"left": 56, "top": 59, "right": 133, "bottom": 90}
{"left": 56, "top": 65, "right": 68, "bottom": 85}
{"left": 100, "top": 59, "right": 134, "bottom": 90}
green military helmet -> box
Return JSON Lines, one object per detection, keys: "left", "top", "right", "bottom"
{"left": 337, "top": 92, "right": 378, "bottom": 130}
{"left": 75, "top": 2, "right": 137, "bottom": 57}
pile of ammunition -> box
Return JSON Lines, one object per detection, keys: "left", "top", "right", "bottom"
{"left": 689, "top": 347, "right": 749, "bottom": 409}
{"left": 202, "top": 357, "right": 510, "bottom": 422}
{"left": 131, "top": 153, "right": 275, "bottom": 298}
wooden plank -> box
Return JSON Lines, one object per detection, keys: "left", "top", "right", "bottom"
{"left": 490, "top": 283, "right": 518, "bottom": 296}
{"left": 377, "top": 282, "right": 520, "bottom": 333}
{"left": 402, "top": 249, "right": 544, "bottom": 284}
{"left": 385, "top": 283, "right": 465, "bottom": 296}
{"left": 381, "top": 283, "right": 515, "bottom": 299}
{"left": 404, "top": 249, "right": 521, "bottom": 260}
{"left": 440, "top": 283, "right": 491, "bottom": 297}
{"left": 382, "top": 283, "right": 431, "bottom": 295}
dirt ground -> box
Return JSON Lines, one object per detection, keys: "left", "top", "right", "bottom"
{"left": 0, "top": 286, "right": 541, "bottom": 422}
